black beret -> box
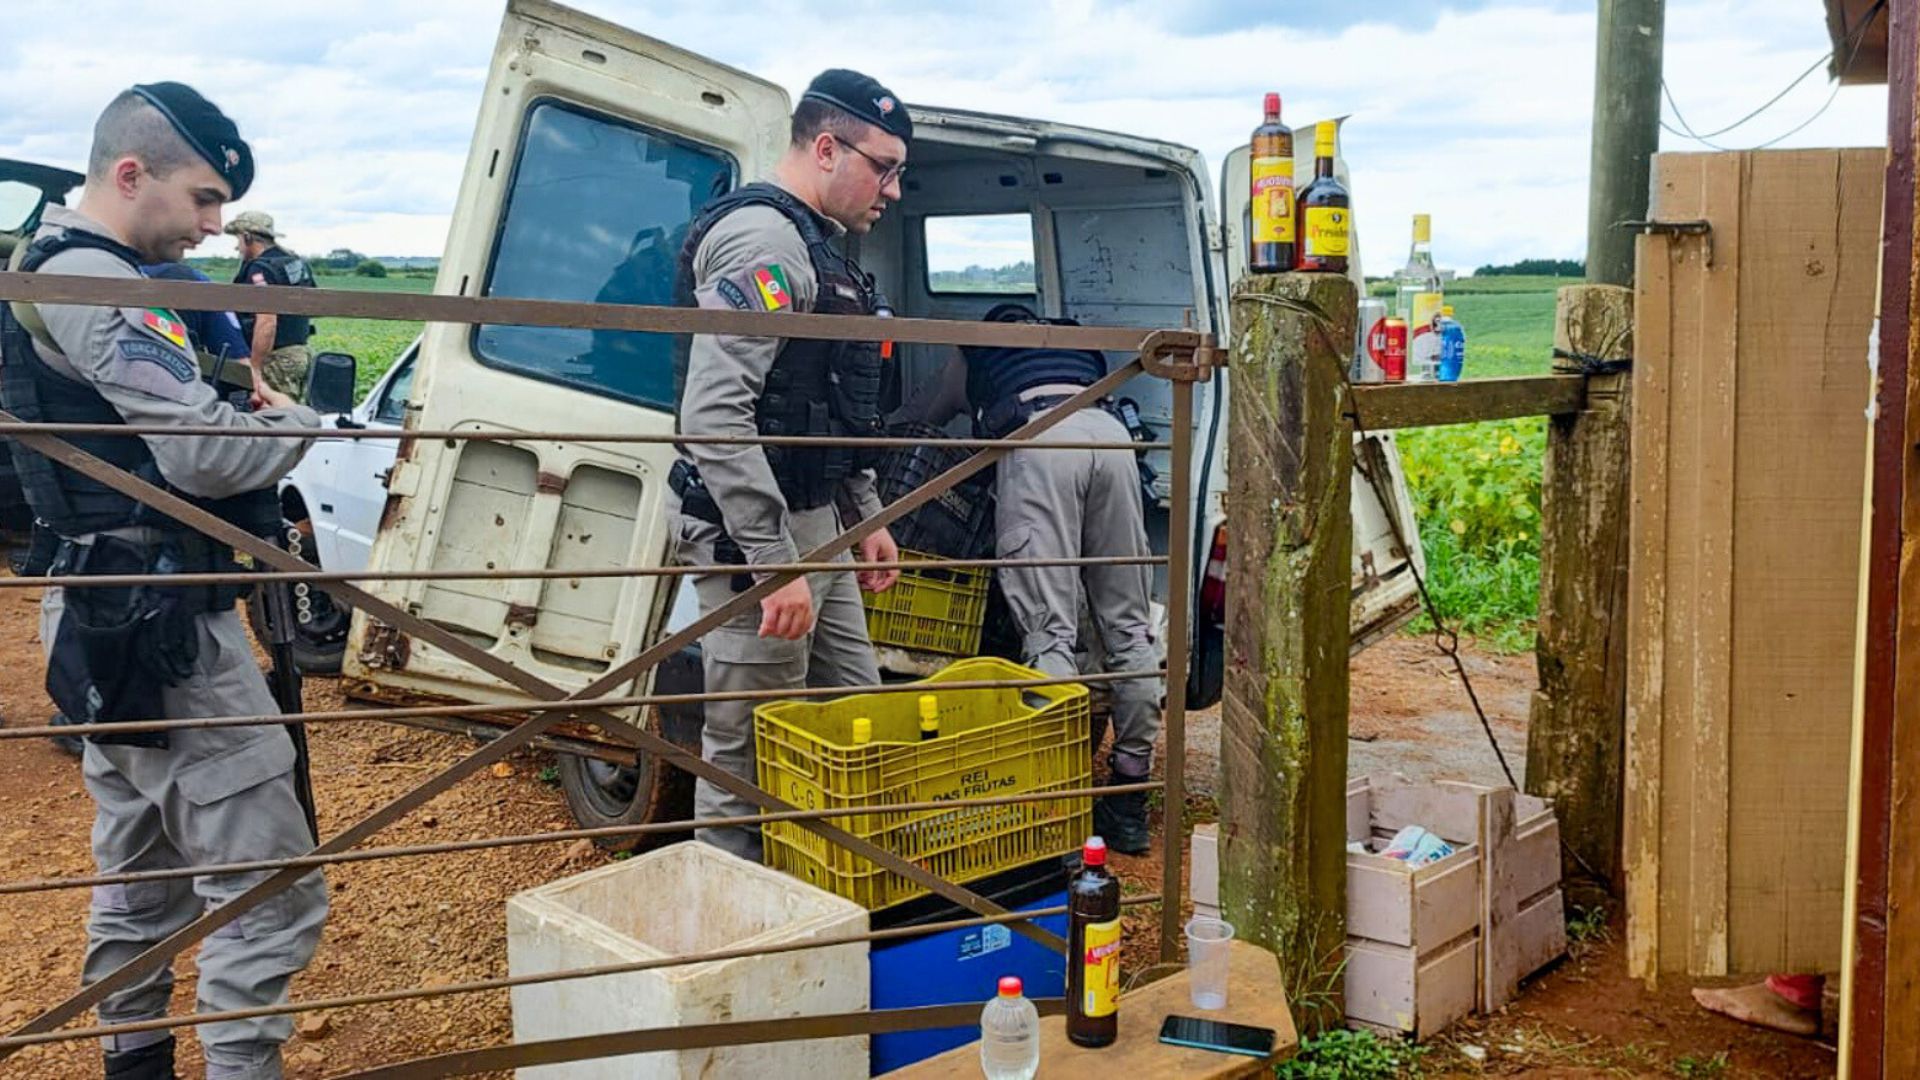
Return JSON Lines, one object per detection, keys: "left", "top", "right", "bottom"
{"left": 802, "top": 69, "right": 912, "bottom": 145}
{"left": 130, "top": 82, "right": 254, "bottom": 200}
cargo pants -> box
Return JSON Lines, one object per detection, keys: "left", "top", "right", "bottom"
{"left": 673, "top": 503, "right": 881, "bottom": 861}
{"left": 42, "top": 589, "right": 329, "bottom": 1080}
{"left": 258, "top": 344, "right": 312, "bottom": 403}
{"left": 994, "top": 407, "right": 1164, "bottom": 777}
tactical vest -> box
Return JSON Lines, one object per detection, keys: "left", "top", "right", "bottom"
{"left": 963, "top": 339, "right": 1107, "bottom": 435}
{"left": 0, "top": 229, "right": 279, "bottom": 540}
{"left": 673, "top": 182, "right": 883, "bottom": 511}
{"left": 237, "top": 247, "right": 316, "bottom": 348}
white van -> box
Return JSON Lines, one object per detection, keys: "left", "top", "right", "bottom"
{"left": 335, "top": 0, "right": 1424, "bottom": 835}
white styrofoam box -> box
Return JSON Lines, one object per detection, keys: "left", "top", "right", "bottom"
{"left": 507, "top": 841, "right": 869, "bottom": 1079}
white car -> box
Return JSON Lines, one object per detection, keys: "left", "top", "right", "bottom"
{"left": 256, "top": 339, "right": 418, "bottom": 674}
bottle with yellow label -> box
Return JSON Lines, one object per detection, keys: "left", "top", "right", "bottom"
{"left": 918, "top": 694, "right": 940, "bottom": 741}
{"left": 1297, "top": 120, "right": 1351, "bottom": 274}
{"left": 1248, "top": 92, "right": 1294, "bottom": 274}
{"left": 1066, "top": 836, "right": 1122, "bottom": 1047}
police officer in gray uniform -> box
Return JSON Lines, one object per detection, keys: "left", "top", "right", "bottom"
{"left": 0, "top": 83, "right": 326, "bottom": 1080}
{"left": 895, "top": 304, "right": 1162, "bottom": 853}
{"left": 671, "top": 70, "right": 910, "bottom": 859}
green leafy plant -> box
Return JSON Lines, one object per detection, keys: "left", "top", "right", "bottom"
{"left": 1396, "top": 417, "right": 1546, "bottom": 652}
{"left": 1566, "top": 904, "right": 1612, "bottom": 958}
{"left": 1277, "top": 1028, "right": 1427, "bottom": 1079}
{"left": 536, "top": 765, "right": 561, "bottom": 787}
{"left": 1671, "top": 1051, "right": 1730, "bottom": 1078}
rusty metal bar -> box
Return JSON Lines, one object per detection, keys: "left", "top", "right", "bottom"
{"left": 0, "top": 783, "right": 1159, "bottom": 896}
{"left": 0, "top": 271, "right": 1209, "bottom": 354}
{"left": 4, "top": 553, "right": 1168, "bottom": 590}
{"left": 1159, "top": 376, "right": 1197, "bottom": 963}
{"left": 0, "top": 669, "right": 1164, "bottom": 740}
{"left": 1, "top": 364, "right": 1156, "bottom": 1046}
{"left": 0, "top": 896, "right": 1158, "bottom": 1053}
{"left": 0, "top": 422, "right": 1167, "bottom": 450}
{"left": 342, "top": 1002, "right": 1068, "bottom": 1080}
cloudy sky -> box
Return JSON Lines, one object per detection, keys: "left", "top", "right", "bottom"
{"left": 0, "top": 0, "right": 1890, "bottom": 274}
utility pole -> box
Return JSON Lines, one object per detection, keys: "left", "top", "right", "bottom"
{"left": 1585, "top": 0, "right": 1665, "bottom": 286}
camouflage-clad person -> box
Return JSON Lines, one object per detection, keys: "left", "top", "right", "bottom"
{"left": 224, "top": 210, "right": 315, "bottom": 403}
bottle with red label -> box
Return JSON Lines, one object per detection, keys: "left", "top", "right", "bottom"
{"left": 1066, "top": 836, "right": 1122, "bottom": 1047}
{"left": 1247, "top": 92, "right": 1294, "bottom": 274}
{"left": 1297, "top": 120, "right": 1351, "bottom": 274}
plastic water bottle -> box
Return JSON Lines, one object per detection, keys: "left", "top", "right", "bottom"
{"left": 980, "top": 975, "right": 1040, "bottom": 1080}
{"left": 1437, "top": 305, "right": 1466, "bottom": 383}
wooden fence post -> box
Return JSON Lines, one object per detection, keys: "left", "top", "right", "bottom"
{"left": 1527, "top": 284, "right": 1634, "bottom": 901}
{"left": 1219, "top": 272, "right": 1355, "bottom": 1032}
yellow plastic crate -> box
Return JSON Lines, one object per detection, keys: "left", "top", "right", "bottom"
{"left": 754, "top": 657, "right": 1091, "bottom": 909}
{"left": 861, "top": 551, "right": 989, "bottom": 656}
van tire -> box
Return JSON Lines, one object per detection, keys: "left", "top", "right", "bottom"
{"left": 556, "top": 728, "right": 693, "bottom": 852}
{"left": 555, "top": 646, "right": 705, "bottom": 851}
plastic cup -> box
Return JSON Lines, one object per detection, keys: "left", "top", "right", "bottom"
{"left": 1185, "top": 915, "right": 1235, "bottom": 1010}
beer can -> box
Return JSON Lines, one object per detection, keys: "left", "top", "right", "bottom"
{"left": 1369, "top": 316, "right": 1408, "bottom": 383}
{"left": 1353, "top": 298, "right": 1387, "bottom": 382}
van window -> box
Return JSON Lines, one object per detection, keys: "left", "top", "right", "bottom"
{"left": 923, "top": 214, "right": 1036, "bottom": 295}
{"left": 474, "top": 99, "right": 735, "bottom": 409}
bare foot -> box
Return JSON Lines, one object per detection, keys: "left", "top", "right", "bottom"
{"left": 1692, "top": 981, "right": 1820, "bottom": 1036}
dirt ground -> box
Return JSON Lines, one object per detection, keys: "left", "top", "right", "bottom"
{"left": 0, "top": 575, "right": 1838, "bottom": 1078}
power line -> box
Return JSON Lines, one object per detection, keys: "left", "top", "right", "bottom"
{"left": 1659, "top": 0, "right": 1885, "bottom": 152}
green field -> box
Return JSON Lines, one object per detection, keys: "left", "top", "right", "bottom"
{"left": 307, "top": 272, "right": 433, "bottom": 396}
{"left": 1390, "top": 275, "right": 1570, "bottom": 651}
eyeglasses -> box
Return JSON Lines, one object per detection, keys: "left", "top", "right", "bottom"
{"left": 832, "top": 135, "right": 907, "bottom": 185}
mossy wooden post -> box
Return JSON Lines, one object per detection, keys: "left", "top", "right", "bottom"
{"left": 1527, "top": 284, "right": 1634, "bottom": 901}
{"left": 1219, "top": 272, "right": 1354, "bottom": 1032}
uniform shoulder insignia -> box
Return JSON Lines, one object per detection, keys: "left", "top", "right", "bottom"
{"left": 140, "top": 308, "right": 189, "bottom": 349}
{"left": 250, "top": 271, "right": 268, "bottom": 285}
{"left": 117, "top": 339, "right": 196, "bottom": 383}
{"left": 751, "top": 265, "right": 792, "bottom": 312}
{"left": 714, "top": 278, "right": 751, "bottom": 311}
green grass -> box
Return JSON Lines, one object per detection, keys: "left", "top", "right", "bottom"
{"left": 307, "top": 272, "right": 432, "bottom": 396}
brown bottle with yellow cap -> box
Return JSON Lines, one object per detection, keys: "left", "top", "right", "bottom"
{"left": 1297, "top": 120, "right": 1351, "bottom": 274}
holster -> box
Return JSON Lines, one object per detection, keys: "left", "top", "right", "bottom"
{"left": 669, "top": 460, "right": 753, "bottom": 593}
{"left": 45, "top": 534, "right": 243, "bottom": 749}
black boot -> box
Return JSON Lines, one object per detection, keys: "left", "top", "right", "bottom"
{"left": 104, "top": 1035, "right": 176, "bottom": 1080}
{"left": 1093, "top": 787, "right": 1152, "bottom": 856}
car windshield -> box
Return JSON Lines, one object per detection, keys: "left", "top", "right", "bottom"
{"left": 473, "top": 99, "right": 734, "bottom": 410}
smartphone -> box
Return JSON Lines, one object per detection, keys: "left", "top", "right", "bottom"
{"left": 1158, "top": 1014, "right": 1277, "bottom": 1057}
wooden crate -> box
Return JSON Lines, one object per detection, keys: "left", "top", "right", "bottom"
{"left": 1343, "top": 776, "right": 1567, "bottom": 1039}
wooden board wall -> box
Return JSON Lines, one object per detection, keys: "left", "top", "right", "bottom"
{"left": 1625, "top": 149, "right": 1881, "bottom": 980}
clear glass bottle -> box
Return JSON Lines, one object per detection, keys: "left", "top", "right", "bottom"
{"left": 1395, "top": 214, "right": 1444, "bottom": 382}
{"left": 979, "top": 975, "right": 1040, "bottom": 1080}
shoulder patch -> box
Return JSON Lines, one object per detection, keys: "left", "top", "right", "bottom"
{"left": 751, "top": 265, "right": 792, "bottom": 311}
{"left": 140, "top": 308, "right": 189, "bottom": 349}
{"left": 250, "top": 271, "right": 268, "bottom": 285}
{"left": 117, "top": 339, "right": 196, "bottom": 383}
{"left": 714, "top": 278, "right": 752, "bottom": 311}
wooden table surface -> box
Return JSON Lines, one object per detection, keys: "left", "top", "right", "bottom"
{"left": 882, "top": 940, "right": 1298, "bottom": 1078}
